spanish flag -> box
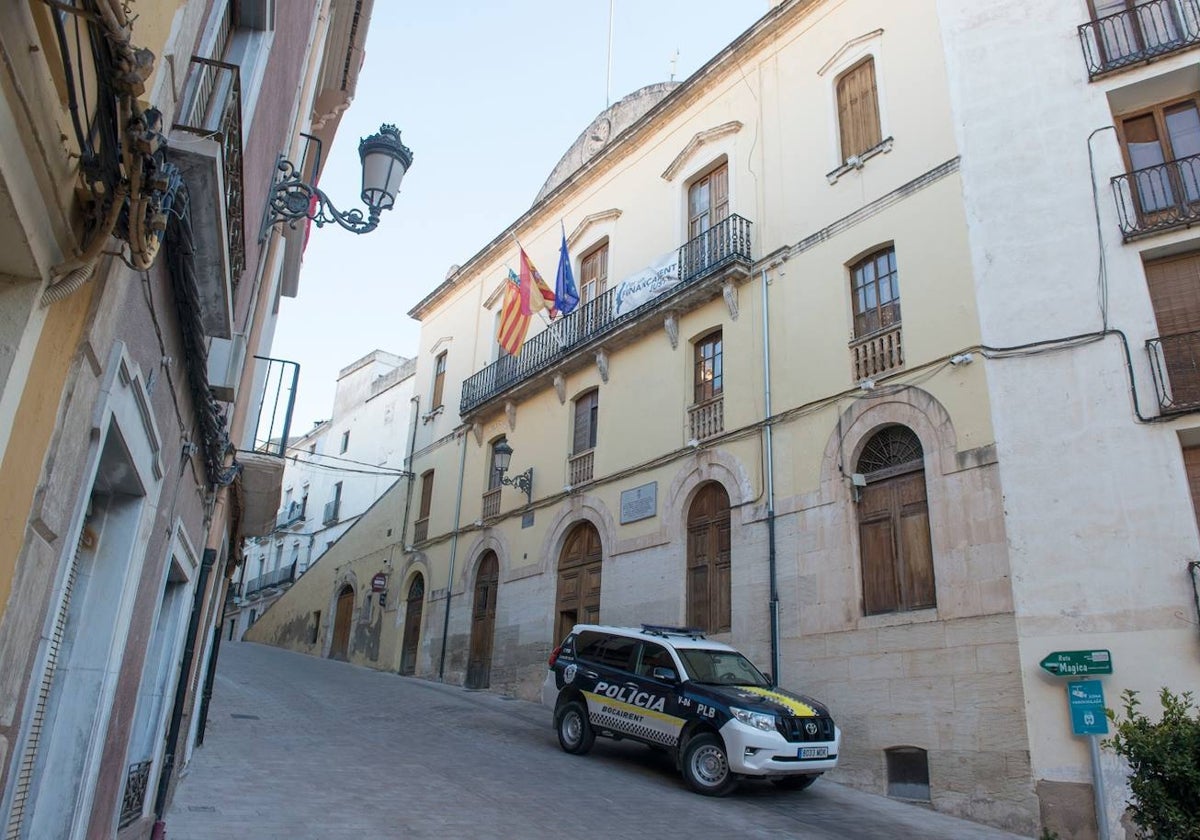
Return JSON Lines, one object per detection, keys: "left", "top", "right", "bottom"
{"left": 497, "top": 269, "right": 531, "bottom": 356}
{"left": 520, "top": 246, "right": 558, "bottom": 318}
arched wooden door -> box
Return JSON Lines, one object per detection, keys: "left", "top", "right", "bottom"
{"left": 555, "top": 522, "right": 602, "bottom": 642}
{"left": 465, "top": 552, "right": 499, "bottom": 689}
{"left": 330, "top": 585, "right": 354, "bottom": 660}
{"left": 687, "top": 482, "right": 731, "bottom": 633}
{"left": 399, "top": 574, "right": 425, "bottom": 675}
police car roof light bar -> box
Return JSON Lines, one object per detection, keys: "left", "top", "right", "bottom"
{"left": 641, "top": 624, "right": 706, "bottom": 639}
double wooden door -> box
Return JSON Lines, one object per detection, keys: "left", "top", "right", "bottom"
{"left": 400, "top": 575, "right": 424, "bottom": 675}
{"left": 555, "top": 523, "right": 602, "bottom": 642}
{"left": 466, "top": 554, "right": 499, "bottom": 689}
{"left": 329, "top": 586, "right": 353, "bottom": 660}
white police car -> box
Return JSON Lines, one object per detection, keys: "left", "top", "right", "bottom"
{"left": 541, "top": 624, "right": 840, "bottom": 795}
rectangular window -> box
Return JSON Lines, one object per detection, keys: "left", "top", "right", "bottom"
{"left": 688, "top": 164, "right": 729, "bottom": 238}
{"left": 580, "top": 242, "right": 609, "bottom": 304}
{"left": 1145, "top": 252, "right": 1200, "bottom": 409}
{"left": 851, "top": 247, "right": 900, "bottom": 338}
{"left": 340, "top": 430, "right": 350, "bottom": 453}
{"left": 573, "top": 390, "right": 599, "bottom": 454}
{"left": 1088, "top": 0, "right": 1185, "bottom": 70}
{"left": 1119, "top": 96, "right": 1200, "bottom": 216}
{"left": 418, "top": 471, "right": 435, "bottom": 519}
{"left": 488, "top": 438, "right": 506, "bottom": 490}
{"left": 837, "top": 57, "right": 882, "bottom": 162}
{"left": 431, "top": 351, "right": 447, "bottom": 409}
{"left": 694, "top": 330, "right": 723, "bottom": 404}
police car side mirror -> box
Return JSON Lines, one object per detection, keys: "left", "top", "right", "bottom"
{"left": 651, "top": 667, "right": 678, "bottom": 683}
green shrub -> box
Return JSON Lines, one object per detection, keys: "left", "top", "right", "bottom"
{"left": 1105, "top": 688, "right": 1200, "bottom": 839}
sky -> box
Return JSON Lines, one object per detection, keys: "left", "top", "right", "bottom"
{"left": 272, "top": 1, "right": 769, "bottom": 430}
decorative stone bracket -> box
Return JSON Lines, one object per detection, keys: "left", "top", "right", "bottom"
{"left": 722, "top": 281, "right": 739, "bottom": 321}
{"left": 595, "top": 350, "right": 609, "bottom": 383}
{"left": 664, "top": 313, "right": 679, "bottom": 349}
{"left": 505, "top": 400, "right": 517, "bottom": 430}
{"left": 554, "top": 374, "right": 566, "bottom": 404}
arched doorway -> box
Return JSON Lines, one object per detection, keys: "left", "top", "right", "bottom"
{"left": 855, "top": 425, "right": 934, "bottom": 615}
{"left": 330, "top": 584, "right": 354, "bottom": 660}
{"left": 399, "top": 574, "right": 425, "bottom": 675}
{"left": 465, "top": 552, "right": 499, "bottom": 689}
{"left": 555, "top": 521, "right": 602, "bottom": 642}
{"left": 686, "top": 482, "right": 731, "bottom": 633}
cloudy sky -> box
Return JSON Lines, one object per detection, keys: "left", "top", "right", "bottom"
{"left": 272, "top": 1, "right": 768, "bottom": 429}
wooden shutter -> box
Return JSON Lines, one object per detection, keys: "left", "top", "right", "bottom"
{"left": 837, "top": 58, "right": 881, "bottom": 161}
{"left": 711, "top": 164, "right": 729, "bottom": 225}
{"left": 1146, "top": 253, "right": 1200, "bottom": 405}
{"left": 418, "top": 471, "right": 434, "bottom": 519}
{"left": 431, "top": 352, "right": 446, "bottom": 408}
{"left": 573, "top": 391, "right": 597, "bottom": 454}
{"left": 858, "top": 483, "right": 899, "bottom": 615}
{"left": 897, "top": 473, "right": 936, "bottom": 609}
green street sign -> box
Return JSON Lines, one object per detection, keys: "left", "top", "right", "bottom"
{"left": 1040, "top": 649, "right": 1113, "bottom": 677}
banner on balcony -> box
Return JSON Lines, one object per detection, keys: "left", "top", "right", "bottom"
{"left": 612, "top": 251, "right": 680, "bottom": 317}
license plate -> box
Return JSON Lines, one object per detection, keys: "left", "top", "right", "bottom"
{"left": 799, "top": 746, "right": 828, "bottom": 759}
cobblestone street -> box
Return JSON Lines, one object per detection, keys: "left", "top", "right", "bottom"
{"left": 165, "top": 642, "right": 1030, "bottom": 839}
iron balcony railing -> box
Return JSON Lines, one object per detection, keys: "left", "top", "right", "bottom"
{"left": 1112, "top": 153, "right": 1200, "bottom": 239}
{"left": 226, "top": 581, "right": 243, "bottom": 601}
{"left": 275, "top": 499, "right": 305, "bottom": 529}
{"left": 248, "top": 355, "right": 299, "bottom": 457}
{"left": 323, "top": 498, "right": 341, "bottom": 525}
{"left": 1079, "top": 0, "right": 1200, "bottom": 79}
{"left": 244, "top": 562, "right": 298, "bottom": 597}
{"left": 175, "top": 57, "right": 246, "bottom": 278}
{"left": 118, "top": 760, "right": 152, "bottom": 829}
{"left": 461, "top": 214, "right": 753, "bottom": 414}
{"left": 1147, "top": 330, "right": 1200, "bottom": 412}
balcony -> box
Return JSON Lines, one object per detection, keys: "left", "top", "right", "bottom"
{"left": 413, "top": 517, "right": 429, "bottom": 543}
{"left": 461, "top": 214, "right": 753, "bottom": 415}
{"left": 226, "top": 581, "right": 243, "bottom": 602}
{"left": 168, "top": 57, "right": 246, "bottom": 338}
{"left": 1147, "top": 330, "right": 1200, "bottom": 412}
{"left": 275, "top": 499, "right": 306, "bottom": 530}
{"left": 688, "top": 397, "right": 725, "bottom": 442}
{"left": 1079, "top": 0, "right": 1200, "bottom": 80}
{"left": 850, "top": 324, "right": 904, "bottom": 382}
{"left": 567, "top": 449, "right": 594, "bottom": 485}
{"left": 323, "top": 498, "right": 341, "bottom": 526}
{"left": 1112, "top": 154, "right": 1200, "bottom": 240}
{"left": 482, "top": 487, "right": 501, "bottom": 520}
{"left": 244, "top": 562, "right": 299, "bottom": 597}
{"left": 118, "top": 760, "right": 152, "bottom": 829}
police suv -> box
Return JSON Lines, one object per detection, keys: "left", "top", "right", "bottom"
{"left": 541, "top": 624, "right": 840, "bottom": 796}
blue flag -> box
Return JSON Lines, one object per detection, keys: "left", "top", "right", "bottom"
{"left": 554, "top": 227, "right": 580, "bottom": 315}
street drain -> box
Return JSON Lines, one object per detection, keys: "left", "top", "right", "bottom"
{"left": 188, "top": 806, "right": 217, "bottom": 813}
{"left": 231, "top": 713, "right": 260, "bottom": 719}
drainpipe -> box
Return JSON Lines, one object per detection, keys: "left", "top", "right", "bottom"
{"left": 438, "top": 428, "right": 469, "bottom": 679}
{"left": 151, "top": 547, "right": 216, "bottom": 838}
{"left": 398, "top": 395, "right": 420, "bottom": 554}
{"left": 761, "top": 266, "right": 781, "bottom": 683}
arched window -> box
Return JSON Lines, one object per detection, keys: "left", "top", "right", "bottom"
{"left": 855, "top": 425, "right": 935, "bottom": 615}
{"left": 687, "top": 482, "right": 732, "bottom": 633}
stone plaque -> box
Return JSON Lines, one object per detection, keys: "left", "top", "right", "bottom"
{"left": 620, "top": 482, "right": 657, "bottom": 524}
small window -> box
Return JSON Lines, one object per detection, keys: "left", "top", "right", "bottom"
{"left": 885, "top": 746, "right": 931, "bottom": 801}
{"left": 488, "top": 437, "right": 507, "bottom": 490}
{"left": 418, "top": 470, "right": 434, "bottom": 520}
{"left": 573, "top": 390, "right": 599, "bottom": 454}
{"left": 850, "top": 247, "right": 900, "bottom": 339}
{"left": 332, "top": 481, "right": 343, "bottom": 504}
{"left": 431, "top": 351, "right": 447, "bottom": 409}
{"left": 580, "top": 242, "right": 609, "bottom": 305}
{"left": 694, "top": 330, "right": 723, "bottom": 403}
{"left": 688, "top": 163, "right": 729, "bottom": 239}
{"left": 340, "top": 430, "right": 350, "bottom": 453}
{"left": 836, "top": 57, "right": 882, "bottom": 162}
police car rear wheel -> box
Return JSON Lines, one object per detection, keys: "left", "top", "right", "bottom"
{"left": 771, "top": 774, "right": 818, "bottom": 791}
{"left": 682, "top": 733, "right": 737, "bottom": 796}
{"left": 556, "top": 700, "right": 595, "bottom": 755}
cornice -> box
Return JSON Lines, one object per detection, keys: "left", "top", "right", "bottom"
{"left": 567, "top": 209, "right": 622, "bottom": 249}
{"left": 661, "top": 121, "right": 743, "bottom": 182}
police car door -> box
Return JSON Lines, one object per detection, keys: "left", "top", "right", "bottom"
{"left": 581, "top": 634, "right": 642, "bottom": 738}
{"left": 627, "top": 641, "right": 687, "bottom": 748}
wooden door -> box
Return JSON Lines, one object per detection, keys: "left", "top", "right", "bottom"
{"left": 330, "top": 586, "right": 353, "bottom": 660}
{"left": 686, "top": 483, "right": 731, "bottom": 633}
{"left": 400, "top": 575, "right": 424, "bottom": 675}
{"left": 555, "top": 523, "right": 602, "bottom": 642}
{"left": 858, "top": 469, "right": 935, "bottom": 615}
{"left": 466, "top": 554, "right": 499, "bottom": 689}
{"left": 1146, "top": 253, "right": 1200, "bottom": 407}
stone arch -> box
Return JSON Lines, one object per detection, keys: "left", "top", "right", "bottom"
{"left": 664, "top": 448, "right": 754, "bottom": 542}
{"left": 538, "top": 493, "right": 617, "bottom": 579}
{"left": 459, "top": 532, "right": 512, "bottom": 593}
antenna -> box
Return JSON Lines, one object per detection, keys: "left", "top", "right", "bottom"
{"left": 669, "top": 48, "right": 679, "bottom": 82}
{"left": 606, "top": 0, "right": 614, "bottom": 107}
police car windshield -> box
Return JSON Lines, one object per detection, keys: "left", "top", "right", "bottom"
{"left": 676, "top": 649, "right": 770, "bottom": 687}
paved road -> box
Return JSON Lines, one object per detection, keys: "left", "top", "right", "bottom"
{"left": 166, "top": 642, "right": 1030, "bottom": 840}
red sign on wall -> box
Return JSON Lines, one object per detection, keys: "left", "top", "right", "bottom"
{"left": 371, "top": 572, "right": 388, "bottom": 592}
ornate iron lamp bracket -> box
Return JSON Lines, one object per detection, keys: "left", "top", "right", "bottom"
{"left": 499, "top": 468, "right": 534, "bottom": 504}
{"left": 260, "top": 156, "right": 380, "bottom": 238}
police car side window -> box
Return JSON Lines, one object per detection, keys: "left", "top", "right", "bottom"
{"left": 575, "top": 631, "right": 608, "bottom": 664}
{"left": 636, "top": 643, "right": 673, "bottom": 677}
{"left": 596, "top": 636, "right": 638, "bottom": 672}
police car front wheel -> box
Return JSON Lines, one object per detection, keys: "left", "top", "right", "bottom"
{"left": 682, "top": 733, "right": 738, "bottom": 796}
{"left": 555, "top": 700, "right": 595, "bottom": 755}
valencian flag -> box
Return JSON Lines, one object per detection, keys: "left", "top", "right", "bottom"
{"left": 497, "top": 269, "right": 532, "bottom": 356}
{"left": 520, "top": 245, "right": 558, "bottom": 317}
{"left": 554, "top": 225, "right": 580, "bottom": 315}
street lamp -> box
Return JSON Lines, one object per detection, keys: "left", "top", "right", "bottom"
{"left": 260, "top": 123, "right": 413, "bottom": 238}
{"left": 492, "top": 440, "right": 533, "bottom": 504}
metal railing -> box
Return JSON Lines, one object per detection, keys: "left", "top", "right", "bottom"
{"left": 1079, "top": 0, "right": 1200, "bottom": 79}
{"left": 1147, "top": 330, "right": 1200, "bottom": 412}
{"left": 413, "top": 516, "right": 429, "bottom": 543}
{"left": 688, "top": 396, "right": 725, "bottom": 442}
{"left": 275, "top": 499, "right": 305, "bottom": 529}
{"left": 850, "top": 324, "right": 904, "bottom": 381}
{"left": 226, "top": 581, "right": 243, "bottom": 601}
{"left": 482, "top": 487, "right": 501, "bottom": 519}
{"left": 1112, "top": 154, "right": 1200, "bottom": 239}
{"left": 461, "top": 215, "right": 753, "bottom": 414}
{"left": 118, "top": 760, "right": 152, "bottom": 828}
{"left": 323, "top": 498, "right": 340, "bottom": 526}
{"left": 175, "top": 57, "right": 246, "bottom": 278}
{"left": 567, "top": 450, "right": 594, "bottom": 485}
{"left": 248, "top": 355, "right": 299, "bottom": 456}
{"left": 244, "top": 562, "right": 298, "bottom": 597}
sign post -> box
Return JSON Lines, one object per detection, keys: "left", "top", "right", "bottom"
{"left": 1043, "top": 651, "right": 1114, "bottom": 840}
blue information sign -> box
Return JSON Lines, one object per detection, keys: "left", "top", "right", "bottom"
{"left": 1067, "top": 680, "right": 1108, "bottom": 736}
